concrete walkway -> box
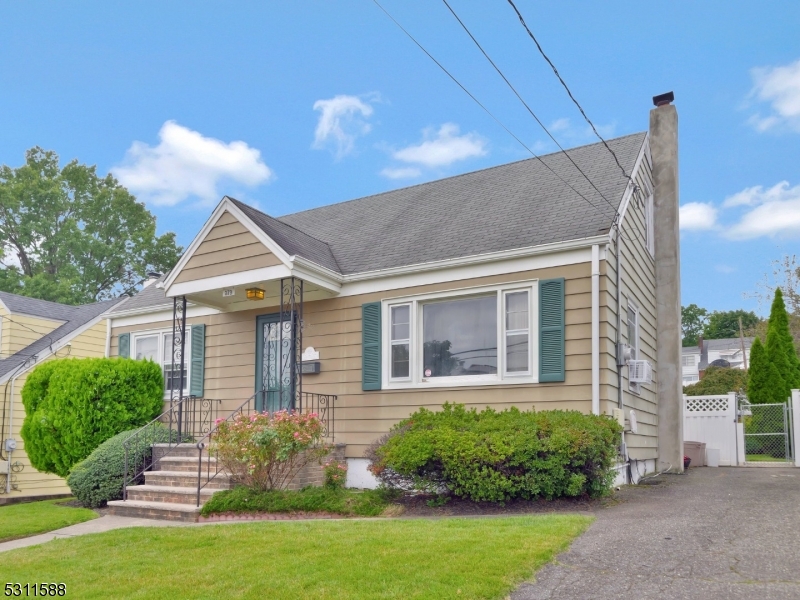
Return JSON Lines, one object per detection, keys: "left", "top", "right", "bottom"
{"left": 0, "top": 515, "right": 191, "bottom": 553}
{"left": 513, "top": 467, "right": 800, "bottom": 600}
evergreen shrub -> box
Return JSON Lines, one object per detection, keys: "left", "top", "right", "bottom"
{"left": 67, "top": 424, "right": 175, "bottom": 508}
{"left": 366, "top": 404, "right": 622, "bottom": 502}
{"left": 20, "top": 357, "right": 164, "bottom": 477}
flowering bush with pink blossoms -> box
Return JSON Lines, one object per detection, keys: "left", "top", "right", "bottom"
{"left": 322, "top": 459, "right": 348, "bottom": 490}
{"left": 211, "top": 410, "right": 329, "bottom": 491}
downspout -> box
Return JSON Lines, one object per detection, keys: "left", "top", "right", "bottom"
{"left": 615, "top": 223, "right": 624, "bottom": 410}
{"left": 591, "top": 244, "right": 600, "bottom": 415}
{"left": 105, "top": 318, "right": 112, "bottom": 357}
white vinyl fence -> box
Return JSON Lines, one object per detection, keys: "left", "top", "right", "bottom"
{"left": 683, "top": 393, "right": 739, "bottom": 466}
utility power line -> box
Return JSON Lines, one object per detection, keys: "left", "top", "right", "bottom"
{"left": 504, "top": 0, "right": 634, "bottom": 184}
{"left": 371, "top": 0, "right": 609, "bottom": 215}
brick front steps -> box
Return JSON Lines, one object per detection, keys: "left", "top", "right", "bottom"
{"left": 107, "top": 443, "right": 230, "bottom": 522}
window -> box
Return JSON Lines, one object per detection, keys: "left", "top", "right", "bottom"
{"left": 682, "top": 355, "right": 695, "bottom": 367}
{"left": 384, "top": 283, "right": 535, "bottom": 388}
{"left": 683, "top": 375, "right": 699, "bottom": 383}
{"left": 645, "top": 194, "right": 654, "bottom": 256}
{"left": 626, "top": 301, "right": 640, "bottom": 393}
{"left": 131, "top": 329, "right": 191, "bottom": 396}
{"left": 390, "top": 304, "right": 410, "bottom": 380}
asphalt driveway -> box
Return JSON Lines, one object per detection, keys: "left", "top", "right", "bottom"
{"left": 513, "top": 467, "right": 800, "bottom": 600}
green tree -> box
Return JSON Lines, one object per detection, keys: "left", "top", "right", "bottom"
{"left": 0, "top": 147, "right": 182, "bottom": 304}
{"left": 765, "top": 288, "right": 800, "bottom": 395}
{"left": 681, "top": 304, "right": 708, "bottom": 347}
{"left": 683, "top": 366, "right": 748, "bottom": 396}
{"left": 703, "top": 309, "right": 761, "bottom": 340}
{"left": 747, "top": 337, "right": 785, "bottom": 404}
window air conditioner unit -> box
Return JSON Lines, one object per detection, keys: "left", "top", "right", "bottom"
{"left": 628, "top": 360, "right": 653, "bottom": 384}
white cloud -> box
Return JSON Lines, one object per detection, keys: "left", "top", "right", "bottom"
{"left": 715, "top": 264, "right": 736, "bottom": 274}
{"left": 391, "top": 123, "right": 487, "bottom": 168}
{"left": 680, "top": 202, "right": 718, "bottom": 231}
{"left": 312, "top": 95, "right": 375, "bottom": 159}
{"left": 380, "top": 167, "right": 422, "bottom": 180}
{"left": 114, "top": 121, "right": 272, "bottom": 206}
{"left": 724, "top": 181, "right": 800, "bottom": 239}
{"left": 748, "top": 58, "right": 800, "bottom": 132}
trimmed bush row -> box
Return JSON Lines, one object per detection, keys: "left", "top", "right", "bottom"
{"left": 367, "top": 404, "right": 622, "bottom": 502}
{"left": 67, "top": 424, "right": 177, "bottom": 508}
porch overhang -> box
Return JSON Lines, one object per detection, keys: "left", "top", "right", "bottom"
{"left": 161, "top": 196, "right": 342, "bottom": 311}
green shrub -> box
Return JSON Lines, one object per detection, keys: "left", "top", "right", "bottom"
{"left": 367, "top": 404, "right": 622, "bottom": 502}
{"left": 683, "top": 366, "right": 748, "bottom": 396}
{"left": 67, "top": 424, "right": 176, "bottom": 508}
{"left": 200, "top": 485, "right": 392, "bottom": 517}
{"left": 21, "top": 357, "right": 164, "bottom": 477}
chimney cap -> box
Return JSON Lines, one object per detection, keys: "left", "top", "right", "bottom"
{"left": 652, "top": 91, "right": 675, "bottom": 107}
{"left": 147, "top": 271, "right": 162, "bottom": 279}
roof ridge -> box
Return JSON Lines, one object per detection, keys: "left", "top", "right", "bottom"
{"left": 278, "top": 131, "right": 646, "bottom": 220}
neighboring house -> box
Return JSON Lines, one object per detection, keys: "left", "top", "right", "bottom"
{"left": 0, "top": 292, "right": 124, "bottom": 501}
{"left": 105, "top": 97, "right": 683, "bottom": 513}
{"left": 682, "top": 337, "right": 753, "bottom": 384}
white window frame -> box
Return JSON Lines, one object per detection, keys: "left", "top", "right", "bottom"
{"left": 626, "top": 300, "right": 641, "bottom": 394}
{"left": 389, "top": 303, "right": 412, "bottom": 382}
{"left": 130, "top": 328, "right": 192, "bottom": 398}
{"left": 382, "top": 281, "right": 538, "bottom": 390}
{"left": 682, "top": 355, "right": 695, "bottom": 368}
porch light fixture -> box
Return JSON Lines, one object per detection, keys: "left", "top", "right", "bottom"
{"left": 246, "top": 287, "right": 265, "bottom": 301}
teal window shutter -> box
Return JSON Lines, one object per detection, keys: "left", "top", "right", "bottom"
{"left": 118, "top": 333, "right": 130, "bottom": 358}
{"left": 190, "top": 324, "right": 205, "bottom": 397}
{"left": 539, "top": 278, "right": 565, "bottom": 382}
{"left": 362, "top": 302, "right": 382, "bottom": 391}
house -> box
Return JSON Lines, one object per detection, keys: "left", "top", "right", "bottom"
{"left": 0, "top": 292, "right": 124, "bottom": 502}
{"left": 682, "top": 337, "right": 753, "bottom": 384}
{"left": 104, "top": 97, "right": 682, "bottom": 520}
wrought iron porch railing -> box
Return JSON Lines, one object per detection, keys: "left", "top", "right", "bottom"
{"left": 122, "top": 395, "right": 221, "bottom": 501}
{"left": 193, "top": 391, "right": 337, "bottom": 506}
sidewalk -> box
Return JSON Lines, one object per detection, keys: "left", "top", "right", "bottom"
{"left": 0, "top": 515, "right": 191, "bottom": 554}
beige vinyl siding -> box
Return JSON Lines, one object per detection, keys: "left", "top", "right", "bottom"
{"left": 2, "top": 320, "right": 108, "bottom": 500}
{"left": 112, "top": 260, "right": 596, "bottom": 458}
{"left": 2, "top": 313, "right": 64, "bottom": 358}
{"left": 602, "top": 144, "right": 658, "bottom": 460}
{"left": 174, "top": 211, "right": 283, "bottom": 284}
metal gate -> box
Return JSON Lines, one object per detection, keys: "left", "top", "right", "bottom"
{"left": 742, "top": 402, "right": 794, "bottom": 463}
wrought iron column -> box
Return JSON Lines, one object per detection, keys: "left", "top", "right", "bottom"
{"left": 170, "top": 296, "right": 187, "bottom": 438}
{"left": 278, "top": 277, "right": 303, "bottom": 411}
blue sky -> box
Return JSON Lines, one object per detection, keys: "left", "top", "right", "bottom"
{"left": 1, "top": 1, "right": 799, "bottom": 315}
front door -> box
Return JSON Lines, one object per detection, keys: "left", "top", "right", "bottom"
{"left": 255, "top": 313, "right": 295, "bottom": 413}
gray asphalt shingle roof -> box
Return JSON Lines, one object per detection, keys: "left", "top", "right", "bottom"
{"left": 0, "top": 297, "right": 124, "bottom": 380}
{"left": 0, "top": 291, "right": 82, "bottom": 322}
{"left": 109, "top": 132, "right": 647, "bottom": 314}
{"left": 277, "top": 132, "right": 647, "bottom": 274}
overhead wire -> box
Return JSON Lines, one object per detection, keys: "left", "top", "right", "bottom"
{"left": 370, "top": 0, "right": 608, "bottom": 215}
{"left": 504, "top": 0, "right": 634, "bottom": 185}
{"left": 441, "top": 0, "right": 621, "bottom": 218}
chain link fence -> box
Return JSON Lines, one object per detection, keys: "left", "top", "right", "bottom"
{"left": 742, "top": 402, "right": 791, "bottom": 462}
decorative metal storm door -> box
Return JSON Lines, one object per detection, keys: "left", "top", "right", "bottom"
{"left": 256, "top": 278, "right": 303, "bottom": 413}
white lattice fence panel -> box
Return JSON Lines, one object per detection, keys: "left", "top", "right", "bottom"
{"left": 686, "top": 396, "right": 729, "bottom": 413}
{"left": 684, "top": 394, "right": 737, "bottom": 466}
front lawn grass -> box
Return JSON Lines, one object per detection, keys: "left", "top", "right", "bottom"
{"left": 0, "top": 498, "right": 97, "bottom": 542}
{"left": 0, "top": 514, "right": 592, "bottom": 599}
{"left": 200, "top": 485, "right": 394, "bottom": 517}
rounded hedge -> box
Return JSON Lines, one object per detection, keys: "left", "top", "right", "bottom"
{"left": 366, "top": 403, "right": 622, "bottom": 502}
{"left": 20, "top": 357, "right": 164, "bottom": 477}
{"left": 67, "top": 423, "right": 176, "bottom": 508}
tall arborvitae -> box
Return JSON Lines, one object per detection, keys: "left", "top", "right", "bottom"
{"left": 748, "top": 337, "right": 785, "bottom": 404}
{"left": 766, "top": 288, "right": 800, "bottom": 394}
